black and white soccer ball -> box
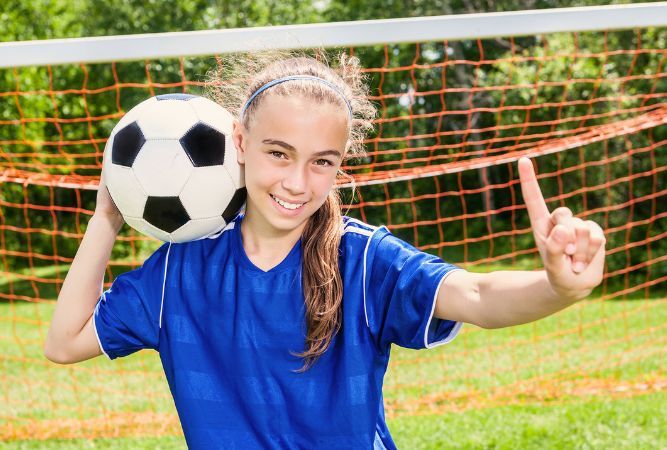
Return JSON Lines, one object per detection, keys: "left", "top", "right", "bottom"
{"left": 102, "top": 94, "right": 246, "bottom": 243}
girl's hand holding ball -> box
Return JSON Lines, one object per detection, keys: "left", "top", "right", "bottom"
{"left": 94, "top": 173, "right": 124, "bottom": 233}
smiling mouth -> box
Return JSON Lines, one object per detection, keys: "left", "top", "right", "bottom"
{"left": 270, "top": 194, "right": 306, "bottom": 210}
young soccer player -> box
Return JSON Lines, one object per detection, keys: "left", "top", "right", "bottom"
{"left": 45, "top": 50, "right": 606, "bottom": 449}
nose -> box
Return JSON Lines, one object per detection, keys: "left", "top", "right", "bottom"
{"left": 281, "top": 163, "right": 307, "bottom": 195}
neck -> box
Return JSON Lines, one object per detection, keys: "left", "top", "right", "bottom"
{"left": 239, "top": 208, "right": 306, "bottom": 260}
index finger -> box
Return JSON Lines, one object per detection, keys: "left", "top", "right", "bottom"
{"left": 518, "top": 157, "right": 550, "bottom": 225}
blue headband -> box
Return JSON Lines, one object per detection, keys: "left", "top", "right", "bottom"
{"left": 240, "top": 75, "right": 353, "bottom": 120}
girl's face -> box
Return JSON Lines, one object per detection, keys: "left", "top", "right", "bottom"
{"left": 232, "top": 93, "right": 349, "bottom": 236}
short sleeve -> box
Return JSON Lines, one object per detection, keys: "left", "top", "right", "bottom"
{"left": 93, "top": 242, "right": 171, "bottom": 360}
{"left": 364, "top": 227, "right": 464, "bottom": 354}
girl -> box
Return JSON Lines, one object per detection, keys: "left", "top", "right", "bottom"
{"left": 45, "top": 50, "right": 606, "bottom": 449}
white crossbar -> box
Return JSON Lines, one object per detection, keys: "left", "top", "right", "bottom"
{"left": 1, "top": 3, "right": 666, "bottom": 68}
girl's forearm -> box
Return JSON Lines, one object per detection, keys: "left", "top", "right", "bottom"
{"left": 476, "top": 270, "right": 582, "bottom": 329}
{"left": 45, "top": 213, "right": 123, "bottom": 353}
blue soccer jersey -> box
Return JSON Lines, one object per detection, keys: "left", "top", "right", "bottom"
{"left": 93, "top": 214, "right": 464, "bottom": 449}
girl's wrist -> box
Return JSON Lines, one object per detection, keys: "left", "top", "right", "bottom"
{"left": 91, "top": 211, "right": 124, "bottom": 234}
{"left": 546, "top": 274, "right": 590, "bottom": 304}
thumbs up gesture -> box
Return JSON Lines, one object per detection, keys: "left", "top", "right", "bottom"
{"left": 518, "top": 157, "right": 606, "bottom": 300}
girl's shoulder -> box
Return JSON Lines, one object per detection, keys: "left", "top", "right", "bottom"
{"left": 340, "top": 216, "right": 426, "bottom": 261}
{"left": 340, "top": 216, "right": 393, "bottom": 255}
{"left": 341, "top": 216, "right": 381, "bottom": 239}
{"left": 160, "top": 218, "right": 237, "bottom": 261}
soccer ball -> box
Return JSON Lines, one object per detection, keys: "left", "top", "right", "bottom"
{"left": 102, "top": 94, "right": 246, "bottom": 243}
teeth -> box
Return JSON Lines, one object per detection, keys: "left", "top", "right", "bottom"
{"left": 271, "top": 194, "right": 304, "bottom": 210}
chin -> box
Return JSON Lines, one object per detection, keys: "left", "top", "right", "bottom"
{"left": 268, "top": 211, "right": 314, "bottom": 233}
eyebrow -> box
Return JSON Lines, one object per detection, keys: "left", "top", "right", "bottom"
{"left": 262, "top": 139, "right": 342, "bottom": 158}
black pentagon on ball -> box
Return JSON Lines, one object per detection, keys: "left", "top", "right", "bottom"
{"left": 180, "top": 122, "right": 226, "bottom": 167}
{"left": 112, "top": 121, "right": 145, "bottom": 167}
{"left": 156, "top": 93, "right": 198, "bottom": 101}
{"left": 143, "top": 196, "right": 190, "bottom": 233}
{"left": 222, "top": 187, "right": 247, "bottom": 223}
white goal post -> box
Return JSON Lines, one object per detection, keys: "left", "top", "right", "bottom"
{"left": 1, "top": 3, "right": 666, "bottom": 68}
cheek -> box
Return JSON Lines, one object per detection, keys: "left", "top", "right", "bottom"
{"left": 311, "top": 172, "right": 337, "bottom": 198}
{"left": 243, "top": 155, "right": 273, "bottom": 185}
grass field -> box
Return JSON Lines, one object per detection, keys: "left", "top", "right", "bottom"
{"left": 1, "top": 295, "right": 665, "bottom": 449}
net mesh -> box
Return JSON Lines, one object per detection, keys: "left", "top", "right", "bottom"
{"left": 1, "top": 27, "right": 665, "bottom": 440}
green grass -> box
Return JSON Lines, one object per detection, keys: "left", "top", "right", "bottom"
{"left": 2, "top": 395, "right": 664, "bottom": 449}
{"left": 390, "top": 393, "right": 666, "bottom": 449}
{"left": 1, "top": 296, "right": 665, "bottom": 448}
{"left": 0, "top": 437, "right": 187, "bottom": 449}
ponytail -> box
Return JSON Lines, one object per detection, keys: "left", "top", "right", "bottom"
{"left": 291, "top": 189, "right": 343, "bottom": 372}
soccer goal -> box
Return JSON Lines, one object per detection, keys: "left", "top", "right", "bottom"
{"left": 1, "top": 3, "right": 665, "bottom": 441}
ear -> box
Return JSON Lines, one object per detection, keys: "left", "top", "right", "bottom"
{"left": 232, "top": 119, "right": 246, "bottom": 165}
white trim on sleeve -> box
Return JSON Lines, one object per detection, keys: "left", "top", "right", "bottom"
{"left": 92, "top": 300, "right": 112, "bottom": 360}
{"left": 424, "top": 268, "right": 467, "bottom": 349}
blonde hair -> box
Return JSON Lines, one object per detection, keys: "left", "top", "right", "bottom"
{"left": 206, "top": 49, "right": 377, "bottom": 372}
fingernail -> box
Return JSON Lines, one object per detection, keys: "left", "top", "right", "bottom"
{"left": 566, "top": 243, "right": 576, "bottom": 254}
{"left": 573, "top": 262, "right": 586, "bottom": 273}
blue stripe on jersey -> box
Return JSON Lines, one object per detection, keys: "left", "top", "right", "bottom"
{"left": 93, "top": 214, "right": 463, "bottom": 449}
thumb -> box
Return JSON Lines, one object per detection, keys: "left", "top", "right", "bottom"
{"left": 545, "top": 223, "right": 569, "bottom": 272}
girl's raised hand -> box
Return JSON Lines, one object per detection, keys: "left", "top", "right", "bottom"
{"left": 95, "top": 172, "right": 123, "bottom": 226}
{"left": 518, "top": 157, "right": 606, "bottom": 300}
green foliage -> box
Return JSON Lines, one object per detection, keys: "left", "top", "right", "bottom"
{"left": 0, "top": 1, "right": 84, "bottom": 40}
{"left": 1, "top": 1, "right": 664, "bottom": 298}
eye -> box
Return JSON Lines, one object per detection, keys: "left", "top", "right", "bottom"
{"left": 314, "top": 159, "right": 334, "bottom": 167}
{"left": 269, "top": 150, "right": 287, "bottom": 159}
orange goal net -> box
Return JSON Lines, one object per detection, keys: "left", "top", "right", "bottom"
{"left": 1, "top": 20, "right": 665, "bottom": 440}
